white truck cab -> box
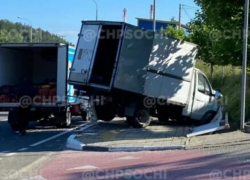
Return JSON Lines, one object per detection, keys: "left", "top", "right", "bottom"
{"left": 183, "top": 68, "right": 222, "bottom": 124}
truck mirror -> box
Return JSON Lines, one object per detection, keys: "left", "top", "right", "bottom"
{"left": 214, "top": 91, "right": 223, "bottom": 99}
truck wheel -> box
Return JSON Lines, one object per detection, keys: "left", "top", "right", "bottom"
{"left": 127, "top": 109, "right": 152, "bottom": 128}
{"left": 199, "top": 111, "right": 216, "bottom": 125}
{"left": 55, "top": 108, "right": 71, "bottom": 128}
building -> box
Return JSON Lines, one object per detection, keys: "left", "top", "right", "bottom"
{"left": 136, "top": 18, "right": 190, "bottom": 34}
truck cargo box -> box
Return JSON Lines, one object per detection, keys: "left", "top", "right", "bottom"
{"left": 0, "top": 43, "right": 71, "bottom": 109}
{"left": 69, "top": 21, "right": 198, "bottom": 106}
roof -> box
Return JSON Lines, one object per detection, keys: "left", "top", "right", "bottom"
{"left": 136, "top": 18, "right": 189, "bottom": 29}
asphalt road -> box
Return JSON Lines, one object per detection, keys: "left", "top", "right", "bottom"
{"left": 1, "top": 112, "right": 250, "bottom": 180}
{"left": 0, "top": 112, "right": 87, "bottom": 180}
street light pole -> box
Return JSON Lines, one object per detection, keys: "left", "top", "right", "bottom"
{"left": 17, "top": 17, "right": 32, "bottom": 43}
{"left": 240, "top": 0, "right": 249, "bottom": 130}
{"left": 153, "top": 0, "right": 156, "bottom": 32}
{"left": 91, "top": 0, "right": 98, "bottom": 20}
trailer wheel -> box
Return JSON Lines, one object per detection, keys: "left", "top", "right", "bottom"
{"left": 127, "top": 108, "right": 152, "bottom": 128}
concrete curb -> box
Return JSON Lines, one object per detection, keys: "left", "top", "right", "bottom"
{"left": 66, "top": 122, "right": 185, "bottom": 152}
{"left": 66, "top": 134, "right": 85, "bottom": 150}
{"left": 66, "top": 123, "right": 96, "bottom": 150}
{"left": 82, "top": 144, "right": 185, "bottom": 152}
{"left": 67, "top": 135, "right": 185, "bottom": 152}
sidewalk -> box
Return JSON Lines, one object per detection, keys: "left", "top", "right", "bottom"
{"left": 73, "top": 118, "right": 190, "bottom": 151}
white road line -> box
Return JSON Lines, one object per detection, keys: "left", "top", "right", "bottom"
{"left": 18, "top": 148, "right": 29, "bottom": 151}
{"left": 0, "top": 158, "right": 2, "bottom": 161}
{"left": 30, "top": 123, "right": 95, "bottom": 147}
{"left": 4, "top": 153, "right": 17, "bottom": 157}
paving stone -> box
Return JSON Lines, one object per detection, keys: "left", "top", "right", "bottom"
{"left": 76, "top": 119, "right": 189, "bottom": 149}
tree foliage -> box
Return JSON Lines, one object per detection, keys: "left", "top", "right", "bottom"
{"left": 0, "top": 20, "right": 74, "bottom": 46}
{"left": 189, "top": 0, "right": 245, "bottom": 66}
{"left": 161, "top": 26, "right": 187, "bottom": 41}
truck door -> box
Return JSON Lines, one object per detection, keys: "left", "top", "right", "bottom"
{"left": 191, "top": 72, "right": 215, "bottom": 120}
{"left": 57, "top": 45, "right": 68, "bottom": 102}
{"left": 69, "top": 25, "right": 101, "bottom": 84}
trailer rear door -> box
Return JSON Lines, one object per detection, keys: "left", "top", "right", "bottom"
{"left": 69, "top": 25, "right": 101, "bottom": 84}
{"left": 57, "top": 44, "right": 68, "bottom": 102}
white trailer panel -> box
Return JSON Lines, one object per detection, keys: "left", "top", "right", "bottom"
{"left": 148, "top": 34, "right": 198, "bottom": 82}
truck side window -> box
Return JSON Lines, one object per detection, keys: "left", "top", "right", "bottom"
{"left": 204, "top": 79, "right": 211, "bottom": 95}
{"left": 198, "top": 73, "right": 211, "bottom": 95}
{"left": 198, "top": 73, "right": 205, "bottom": 94}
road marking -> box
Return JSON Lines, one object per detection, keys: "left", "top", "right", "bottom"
{"left": 4, "top": 153, "right": 17, "bottom": 157}
{"left": 82, "top": 133, "right": 96, "bottom": 135}
{"left": 67, "top": 165, "right": 99, "bottom": 171}
{"left": 0, "top": 158, "right": 2, "bottom": 161}
{"left": 20, "top": 176, "right": 47, "bottom": 180}
{"left": 4, "top": 152, "right": 54, "bottom": 180}
{"left": 30, "top": 123, "right": 94, "bottom": 147}
{"left": 118, "top": 156, "right": 140, "bottom": 160}
{"left": 18, "top": 148, "right": 29, "bottom": 151}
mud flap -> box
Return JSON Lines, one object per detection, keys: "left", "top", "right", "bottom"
{"left": 187, "top": 107, "right": 230, "bottom": 138}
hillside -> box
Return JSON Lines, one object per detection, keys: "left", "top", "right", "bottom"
{"left": 0, "top": 20, "right": 74, "bottom": 46}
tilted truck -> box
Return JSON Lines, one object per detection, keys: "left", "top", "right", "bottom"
{"left": 69, "top": 21, "right": 223, "bottom": 128}
{"left": 0, "top": 43, "right": 84, "bottom": 130}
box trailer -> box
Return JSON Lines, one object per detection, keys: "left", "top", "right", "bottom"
{"left": 69, "top": 21, "right": 223, "bottom": 128}
{"left": 0, "top": 43, "right": 83, "bottom": 129}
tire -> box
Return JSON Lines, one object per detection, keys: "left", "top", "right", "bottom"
{"left": 126, "top": 108, "right": 152, "bottom": 128}
{"left": 95, "top": 104, "right": 116, "bottom": 122}
{"left": 199, "top": 111, "right": 216, "bottom": 125}
{"left": 55, "top": 108, "right": 71, "bottom": 128}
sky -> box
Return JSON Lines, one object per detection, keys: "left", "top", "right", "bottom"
{"left": 0, "top": 0, "right": 198, "bottom": 44}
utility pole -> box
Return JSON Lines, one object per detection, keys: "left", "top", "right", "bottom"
{"left": 153, "top": 0, "right": 156, "bottom": 32}
{"left": 90, "top": 0, "right": 98, "bottom": 20}
{"left": 179, "top": 4, "right": 182, "bottom": 29}
{"left": 240, "top": 0, "right": 249, "bottom": 130}
{"left": 123, "top": 8, "right": 127, "bottom": 22}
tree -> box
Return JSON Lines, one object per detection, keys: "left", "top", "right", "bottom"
{"left": 189, "top": 0, "right": 245, "bottom": 66}
{"left": 161, "top": 26, "right": 187, "bottom": 41}
{"left": 0, "top": 20, "right": 73, "bottom": 45}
